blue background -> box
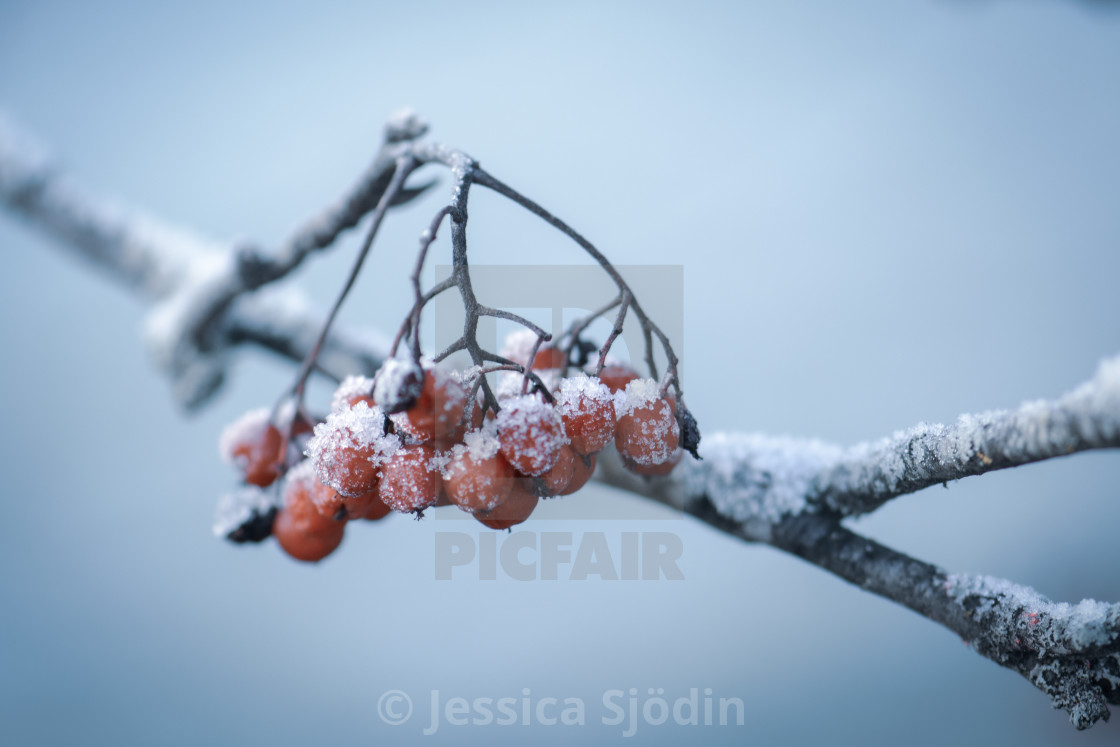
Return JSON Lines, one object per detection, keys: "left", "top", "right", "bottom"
{"left": 2, "top": 1, "right": 1119, "bottom": 744}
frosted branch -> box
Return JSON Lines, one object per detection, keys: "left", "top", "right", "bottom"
{"left": 0, "top": 109, "right": 416, "bottom": 407}
{"left": 813, "top": 357, "right": 1120, "bottom": 516}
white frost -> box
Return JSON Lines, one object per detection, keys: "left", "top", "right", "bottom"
{"left": 681, "top": 432, "right": 844, "bottom": 527}
{"left": 212, "top": 486, "right": 277, "bottom": 537}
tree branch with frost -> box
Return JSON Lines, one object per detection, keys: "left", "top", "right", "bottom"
{"left": 0, "top": 109, "right": 428, "bottom": 407}
{"left": 594, "top": 356, "right": 1120, "bottom": 729}
{"left": 3, "top": 108, "right": 1119, "bottom": 730}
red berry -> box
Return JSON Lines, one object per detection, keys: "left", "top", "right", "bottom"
{"left": 220, "top": 409, "right": 285, "bottom": 487}
{"left": 525, "top": 443, "right": 577, "bottom": 497}
{"left": 560, "top": 452, "right": 597, "bottom": 496}
{"left": 614, "top": 379, "right": 680, "bottom": 469}
{"left": 274, "top": 463, "right": 345, "bottom": 562}
{"left": 597, "top": 363, "right": 639, "bottom": 394}
{"left": 443, "top": 431, "right": 516, "bottom": 513}
{"left": 397, "top": 368, "right": 468, "bottom": 444}
{"left": 476, "top": 479, "right": 538, "bottom": 530}
{"left": 306, "top": 402, "right": 400, "bottom": 497}
{"left": 378, "top": 444, "right": 443, "bottom": 514}
{"left": 620, "top": 449, "right": 682, "bottom": 476}
{"left": 495, "top": 394, "right": 568, "bottom": 477}
{"left": 556, "top": 376, "right": 616, "bottom": 455}
{"left": 531, "top": 346, "right": 566, "bottom": 370}
{"left": 331, "top": 375, "right": 377, "bottom": 412}
{"left": 309, "top": 477, "right": 380, "bottom": 521}
{"left": 363, "top": 496, "right": 393, "bottom": 521}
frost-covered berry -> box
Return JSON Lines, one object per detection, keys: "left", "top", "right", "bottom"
{"left": 620, "top": 449, "right": 682, "bottom": 476}
{"left": 306, "top": 402, "right": 400, "bottom": 497}
{"left": 560, "top": 452, "right": 597, "bottom": 495}
{"left": 396, "top": 367, "right": 469, "bottom": 444}
{"left": 219, "top": 408, "right": 284, "bottom": 487}
{"left": 495, "top": 394, "right": 568, "bottom": 477}
{"left": 597, "top": 362, "right": 639, "bottom": 394}
{"left": 476, "top": 479, "right": 538, "bottom": 530}
{"left": 443, "top": 428, "right": 515, "bottom": 513}
{"left": 556, "top": 375, "right": 616, "bottom": 455}
{"left": 526, "top": 442, "right": 577, "bottom": 497}
{"left": 273, "top": 462, "right": 346, "bottom": 563}
{"left": 363, "top": 496, "right": 393, "bottom": 521}
{"left": 212, "top": 486, "right": 278, "bottom": 543}
{"left": 330, "top": 375, "right": 377, "bottom": 413}
{"left": 614, "top": 379, "right": 680, "bottom": 469}
{"left": 378, "top": 444, "right": 443, "bottom": 514}
{"left": 309, "top": 473, "right": 381, "bottom": 521}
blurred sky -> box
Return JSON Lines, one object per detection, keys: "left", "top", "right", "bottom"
{"left": 1, "top": 1, "right": 1119, "bottom": 745}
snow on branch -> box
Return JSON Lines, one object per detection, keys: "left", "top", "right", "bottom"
{"left": 813, "top": 357, "right": 1120, "bottom": 516}
{"left": 2, "top": 108, "right": 1118, "bottom": 729}
{"left": 0, "top": 109, "right": 426, "bottom": 407}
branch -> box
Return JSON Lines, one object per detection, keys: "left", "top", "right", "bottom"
{"left": 590, "top": 357, "right": 1120, "bottom": 728}
{"left": 812, "top": 359, "right": 1120, "bottom": 516}
{"left": 0, "top": 109, "right": 423, "bottom": 407}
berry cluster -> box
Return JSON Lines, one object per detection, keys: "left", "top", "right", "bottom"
{"left": 214, "top": 336, "right": 692, "bottom": 563}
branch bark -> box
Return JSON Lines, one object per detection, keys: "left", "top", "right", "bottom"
{"left": 2, "top": 108, "right": 1118, "bottom": 729}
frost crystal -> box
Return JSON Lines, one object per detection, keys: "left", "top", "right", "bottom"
{"left": 613, "top": 378, "right": 663, "bottom": 418}
{"left": 305, "top": 401, "right": 401, "bottom": 492}
{"left": 451, "top": 421, "right": 502, "bottom": 466}
{"left": 557, "top": 373, "right": 614, "bottom": 413}
{"left": 330, "top": 374, "right": 376, "bottom": 413}
{"left": 681, "top": 433, "right": 844, "bottom": 531}
{"left": 944, "top": 574, "right": 1119, "bottom": 656}
{"left": 495, "top": 394, "right": 568, "bottom": 474}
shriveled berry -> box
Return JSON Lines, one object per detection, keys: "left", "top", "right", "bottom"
{"left": 378, "top": 444, "right": 442, "bottom": 514}
{"left": 614, "top": 379, "right": 680, "bottom": 469}
{"left": 373, "top": 358, "right": 424, "bottom": 414}
{"left": 476, "top": 479, "right": 538, "bottom": 530}
{"left": 219, "top": 408, "right": 284, "bottom": 487}
{"left": 556, "top": 375, "right": 616, "bottom": 455}
{"left": 212, "top": 486, "right": 277, "bottom": 543}
{"left": 560, "top": 452, "right": 597, "bottom": 496}
{"left": 274, "top": 462, "right": 345, "bottom": 562}
{"left": 676, "top": 404, "right": 702, "bottom": 460}
{"left": 306, "top": 402, "right": 400, "bottom": 497}
{"left": 495, "top": 394, "right": 568, "bottom": 477}
{"left": 443, "top": 429, "right": 516, "bottom": 513}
